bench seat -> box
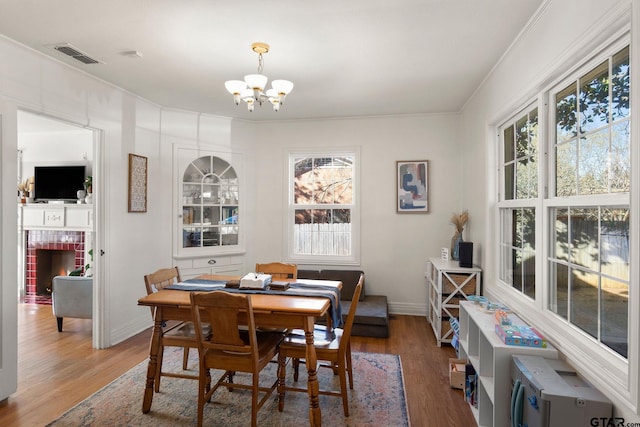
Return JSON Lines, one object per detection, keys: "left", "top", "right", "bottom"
{"left": 298, "top": 269, "right": 389, "bottom": 338}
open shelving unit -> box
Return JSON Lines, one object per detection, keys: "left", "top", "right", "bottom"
{"left": 427, "top": 258, "right": 481, "bottom": 346}
{"left": 458, "top": 301, "right": 558, "bottom": 427}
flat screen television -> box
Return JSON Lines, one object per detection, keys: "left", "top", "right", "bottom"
{"left": 33, "top": 165, "right": 86, "bottom": 202}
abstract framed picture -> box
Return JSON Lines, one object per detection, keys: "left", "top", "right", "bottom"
{"left": 396, "top": 160, "right": 429, "bottom": 213}
{"left": 128, "top": 153, "right": 147, "bottom": 213}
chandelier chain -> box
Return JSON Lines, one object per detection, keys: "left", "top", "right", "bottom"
{"left": 257, "top": 53, "right": 264, "bottom": 74}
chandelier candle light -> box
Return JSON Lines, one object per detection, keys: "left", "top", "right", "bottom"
{"left": 224, "top": 42, "right": 294, "bottom": 112}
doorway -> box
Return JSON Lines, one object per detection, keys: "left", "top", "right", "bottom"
{"left": 17, "top": 110, "right": 96, "bottom": 337}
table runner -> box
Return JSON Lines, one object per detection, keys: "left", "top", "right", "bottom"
{"left": 166, "top": 279, "right": 343, "bottom": 328}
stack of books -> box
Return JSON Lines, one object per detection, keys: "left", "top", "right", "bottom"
{"left": 269, "top": 281, "right": 290, "bottom": 291}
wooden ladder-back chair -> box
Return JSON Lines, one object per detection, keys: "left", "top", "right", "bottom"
{"left": 190, "top": 291, "right": 283, "bottom": 427}
{"left": 276, "top": 273, "right": 364, "bottom": 417}
{"left": 144, "top": 266, "right": 208, "bottom": 392}
{"left": 255, "top": 262, "right": 298, "bottom": 280}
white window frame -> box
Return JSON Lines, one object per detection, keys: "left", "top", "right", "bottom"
{"left": 284, "top": 147, "right": 360, "bottom": 265}
{"left": 493, "top": 30, "right": 635, "bottom": 411}
{"left": 497, "top": 102, "right": 543, "bottom": 300}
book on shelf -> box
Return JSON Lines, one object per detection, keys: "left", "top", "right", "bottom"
{"left": 495, "top": 323, "right": 547, "bottom": 348}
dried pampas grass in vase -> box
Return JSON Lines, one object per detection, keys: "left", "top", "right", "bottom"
{"left": 450, "top": 210, "right": 468, "bottom": 260}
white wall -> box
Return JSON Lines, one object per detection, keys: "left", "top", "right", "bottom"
{"left": 234, "top": 114, "right": 464, "bottom": 315}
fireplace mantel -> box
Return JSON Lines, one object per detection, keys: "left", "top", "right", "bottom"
{"left": 19, "top": 203, "right": 93, "bottom": 231}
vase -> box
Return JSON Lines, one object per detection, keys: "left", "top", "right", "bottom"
{"left": 451, "top": 231, "right": 463, "bottom": 261}
{"left": 85, "top": 193, "right": 93, "bottom": 204}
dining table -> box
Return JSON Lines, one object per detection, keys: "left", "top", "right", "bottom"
{"left": 137, "top": 274, "right": 342, "bottom": 427}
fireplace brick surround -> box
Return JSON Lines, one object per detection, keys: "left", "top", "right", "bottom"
{"left": 25, "top": 230, "right": 85, "bottom": 304}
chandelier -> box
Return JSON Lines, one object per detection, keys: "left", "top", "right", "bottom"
{"left": 224, "top": 42, "right": 294, "bottom": 112}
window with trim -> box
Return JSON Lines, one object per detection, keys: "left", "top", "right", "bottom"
{"left": 498, "top": 42, "right": 630, "bottom": 360}
{"left": 498, "top": 106, "right": 539, "bottom": 300}
{"left": 548, "top": 45, "right": 630, "bottom": 358}
{"left": 286, "top": 150, "right": 359, "bottom": 264}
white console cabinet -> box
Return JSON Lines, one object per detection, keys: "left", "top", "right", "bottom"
{"left": 174, "top": 255, "right": 244, "bottom": 279}
{"left": 458, "top": 301, "right": 558, "bottom": 427}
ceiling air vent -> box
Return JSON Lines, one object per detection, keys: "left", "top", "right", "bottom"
{"left": 52, "top": 43, "right": 101, "bottom": 64}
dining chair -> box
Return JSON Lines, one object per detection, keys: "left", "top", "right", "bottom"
{"left": 276, "top": 273, "right": 364, "bottom": 417}
{"left": 255, "top": 262, "right": 298, "bottom": 280}
{"left": 144, "top": 266, "right": 208, "bottom": 392}
{"left": 190, "top": 290, "right": 283, "bottom": 427}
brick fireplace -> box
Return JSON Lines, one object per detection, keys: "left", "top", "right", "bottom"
{"left": 25, "top": 230, "right": 85, "bottom": 304}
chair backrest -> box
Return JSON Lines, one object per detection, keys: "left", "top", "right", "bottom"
{"left": 190, "top": 291, "right": 257, "bottom": 357}
{"left": 144, "top": 267, "right": 182, "bottom": 295}
{"left": 339, "top": 273, "right": 364, "bottom": 356}
{"left": 255, "top": 262, "right": 297, "bottom": 280}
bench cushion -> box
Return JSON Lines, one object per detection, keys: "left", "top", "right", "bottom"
{"left": 341, "top": 295, "right": 388, "bottom": 326}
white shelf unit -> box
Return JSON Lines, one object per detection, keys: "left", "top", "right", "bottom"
{"left": 427, "top": 258, "right": 481, "bottom": 347}
{"left": 458, "top": 301, "right": 558, "bottom": 427}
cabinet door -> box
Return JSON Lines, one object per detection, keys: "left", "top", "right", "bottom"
{"left": 175, "top": 146, "right": 242, "bottom": 257}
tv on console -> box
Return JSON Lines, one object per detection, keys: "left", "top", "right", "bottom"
{"left": 33, "top": 165, "right": 86, "bottom": 202}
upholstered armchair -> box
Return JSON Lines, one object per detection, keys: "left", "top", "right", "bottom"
{"left": 51, "top": 276, "right": 93, "bottom": 332}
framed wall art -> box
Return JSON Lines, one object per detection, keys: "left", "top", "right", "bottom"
{"left": 128, "top": 153, "right": 148, "bottom": 213}
{"left": 396, "top": 160, "right": 429, "bottom": 213}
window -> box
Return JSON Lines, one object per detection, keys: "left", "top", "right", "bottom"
{"left": 548, "top": 45, "right": 630, "bottom": 358}
{"left": 498, "top": 106, "right": 539, "bottom": 299}
{"left": 286, "top": 149, "right": 359, "bottom": 264}
{"left": 498, "top": 42, "right": 630, "bottom": 360}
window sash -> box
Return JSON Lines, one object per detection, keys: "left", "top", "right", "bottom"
{"left": 286, "top": 149, "right": 360, "bottom": 265}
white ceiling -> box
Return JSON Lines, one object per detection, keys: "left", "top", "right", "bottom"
{"left": 0, "top": 0, "right": 543, "bottom": 121}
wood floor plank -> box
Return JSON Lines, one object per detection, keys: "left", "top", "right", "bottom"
{"left": 0, "top": 304, "right": 475, "bottom": 426}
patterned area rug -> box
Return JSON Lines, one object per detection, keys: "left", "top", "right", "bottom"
{"left": 47, "top": 347, "right": 409, "bottom": 426}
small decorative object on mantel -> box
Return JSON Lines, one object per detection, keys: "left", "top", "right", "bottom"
{"left": 17, "top": 179, "right": 30, "bottom": 204}
{"left": 450, "top": 209, "right": 468, "bottom": 261}
{"left": 84, "top": 176, "right": 93, "bottom": 204}
{"left": 84, "top": 175, "right": 92, "bottom": 194}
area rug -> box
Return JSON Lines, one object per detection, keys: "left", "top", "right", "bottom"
{"left": 47, "top": 347, "right": 409, "bottom": 426}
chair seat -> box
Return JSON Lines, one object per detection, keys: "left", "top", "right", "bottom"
{"left": 281, "top": 326, "right": 342, "bottom": 349}
{"left": 204, "top": 330, "right": 283, "bottom": 370}
{"left": 164, "top": 321, "right": 211, "bottom": 339}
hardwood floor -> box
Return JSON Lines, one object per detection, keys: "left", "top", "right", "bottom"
{"left": 0, "top": 303, "right": 475, "bottom": 426}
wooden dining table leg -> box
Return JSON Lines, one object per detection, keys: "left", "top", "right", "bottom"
{"left": 142, "top": 308, "right": 163, "bottom": 413}
{"left": 304, "top": 316, "right": 322, "bottom": 427}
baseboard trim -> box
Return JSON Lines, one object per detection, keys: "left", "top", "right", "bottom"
{"left": 388, "top": 301, "right": 427, "bottom": 317}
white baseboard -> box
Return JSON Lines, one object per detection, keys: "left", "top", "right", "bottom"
{"left": 388, "top": 301, "right": 427, "bottom": 317}
{"left": 109, "top": 314, "right": 150, "bottom": 347}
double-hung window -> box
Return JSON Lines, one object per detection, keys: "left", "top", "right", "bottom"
{"left": 498, "top": 105, "right": 539, "bottom": 300}
{"left": 286, "top": 149, "right": 359, "bottom": 265}
{"left": 497, "top": 40, "right": 630, "bottom": 360}
{"left": 548, "top": 44, "right": 630, "bottom": 358}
